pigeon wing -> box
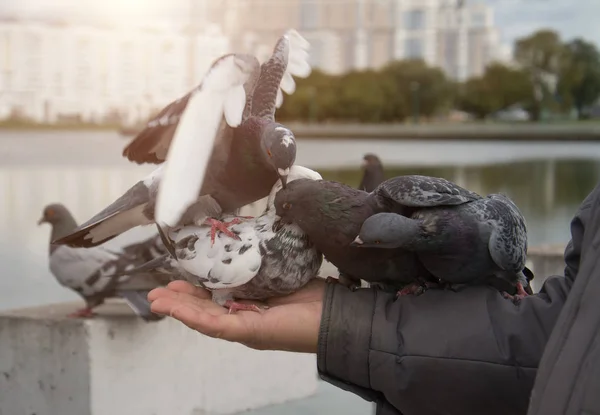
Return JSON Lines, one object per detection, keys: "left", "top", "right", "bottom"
{"left": 52, "top": 167, "right": 162, "bottom": 248}
{"left": 251, "top": 29, "right": 311, "bottom": 119}
{"left": 155, "top": 54, "right": 257, "bottom": 228}
{"left": 373, "top": 175, "right": 481, "bottom": 212}
{"left": 122, "top": 54, "right": 261, "bottom": 165}
{"left": 483, "top": 194, "right": 528, "bottom": 274}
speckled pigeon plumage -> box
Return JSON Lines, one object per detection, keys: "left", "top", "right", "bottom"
{"left": 358, "top": 153, "right": 385, "bottom": 192}
{"left": 274, "top": 175, "right": 483, "bottom": 291}
{"left": 54, "top": 29, "right": 311, "bottom": 248}
{"left": 122, "top": 166, "right": 324, "bottom": 313}
{"left": 354, "top": 192, "right": 533, "bottom": 298}
{"left": 38, "top": 203, "right": 171, "bottom": 320}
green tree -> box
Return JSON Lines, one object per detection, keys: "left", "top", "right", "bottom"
{"left": 558, "top": 38, "right": 600, "bottom": 119}
{"left": 334, "top": 70, "right": 388, "bottom": 122}
{"left": 277, "top": 69, "right": 340, "bottom": 122}
{"left": 513, "top": 29, "right": 564, "bottom": 121}
{"left": 457, "top": 62, "right": 533, "bottom": 119}
{"left": 379, "top": 59, "right": 453, "bottom": 122}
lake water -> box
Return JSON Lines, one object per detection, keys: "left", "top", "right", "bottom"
{"left": 1, "top": 130, "right": 600, "bottom": 312}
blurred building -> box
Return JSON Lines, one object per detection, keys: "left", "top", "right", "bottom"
{"left": 208, "top": 0, "right": 503, "bottom": 80}
{"left": 0, "top": 17, "right": 229, "bottom": 124}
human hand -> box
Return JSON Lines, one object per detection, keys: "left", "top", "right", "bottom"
{"left": 147, "top": 278, "right": 326, "bottom": 353}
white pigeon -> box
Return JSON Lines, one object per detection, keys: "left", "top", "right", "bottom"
{"left": 125, "top": 165, "right": 324, "bottom": 313}
{"left": 38, "top": 203, "right": 170, "bottom": 320}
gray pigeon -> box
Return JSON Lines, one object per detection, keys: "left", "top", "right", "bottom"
{"left": 38, "top": 203, "right": 170, "bottom": 320}
{"left": 358, "top": 153, "right": 385, "bottom": 192}
{"left": 121, "top": 166, "right": 323, "bottom": 313}
{"left": 352, "top": 193, "right": 533, "bottom": 299}
{"left": 54, "top": 29, "right": 311, "bottom": 248}
{"left": 274, "top": 175, "right": 483, "bottom": 292}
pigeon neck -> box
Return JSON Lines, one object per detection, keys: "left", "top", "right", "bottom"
{"left": 49, "top": 215, "right": 78, "bottom": 254}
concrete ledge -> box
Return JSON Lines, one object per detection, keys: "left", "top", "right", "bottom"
{"left": 0, "top": 301, "right": 318, "bottom": 415}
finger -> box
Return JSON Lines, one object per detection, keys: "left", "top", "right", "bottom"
{"left": 152, "top": 298, "right": 252, "bottom": 342}
{"left": 149, "top": 288, "right": 227, "bottom": 316}
{"left": 167, "top": 280, "right": 211, "bottom": 300}
{"left": 147, "top": 287, "right": 174, "bottom": 302}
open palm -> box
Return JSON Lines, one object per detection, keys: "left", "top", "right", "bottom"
{"left": 148, "top": 279, "right": 326, "bottom": 353}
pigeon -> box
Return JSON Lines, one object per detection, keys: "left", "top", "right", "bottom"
{"left": 352, "top": 193, "right": 534, "bottom": 299}
{"left": 358, "top": 153, "right": 385, "bottom": 192}
{"left": 121, "top": 165, "right": 324, "bottom": 313}
{"left": 273, "top": 175, "right": 483, "bottom": 292}
{"left": 54, "top": 29, "right": 311, "bottom": 248}
{"left": 38, "top": 203, "right": 171, "bottom": 320}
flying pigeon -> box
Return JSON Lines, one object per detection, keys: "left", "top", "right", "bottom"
{"left": 121, "top": 165, "right": 324, "bottom": 314}
{"left": 38, "top": 203, "right": 171, "bottom": 320}
{"left": 352, "top": 193, "right": 534, "bottom": 299}
{"left": 358, "top": 153, "right": 385, "bottom": 192}
{"left": 273, "top": 175, "right": 483, "bottom": 292}
{"left": 54, "top": 29, "right": 311, "bottom": 248}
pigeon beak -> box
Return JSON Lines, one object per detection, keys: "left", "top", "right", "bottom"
{"left": 350, "top": 236, "right": 364, "bottom": 246}
{"left": 37, "top": 217, "right": 46, "bottom": 226}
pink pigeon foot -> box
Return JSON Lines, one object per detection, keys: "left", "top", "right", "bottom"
{"left": 204, "top": 218, "right": 243, "bottom": 245}
{"left": 224, "top": 300, "right": 266, "bottom": 314}
{"left": 502, "top": 282, "right": 529, "bottom": 302}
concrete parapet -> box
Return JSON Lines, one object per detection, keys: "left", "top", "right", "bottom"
{"left": 0, "top": 301, "right": 318, "bottom": 415}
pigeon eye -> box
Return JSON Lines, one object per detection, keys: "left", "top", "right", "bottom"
{"left": 375, "top": 240, "right": 381, "bottom": 244}
{"left": 282, "top": 202, "right": 292, "bottom": 210}
{"left": 267, "top": 149, "right": 272, "bottom": 157}
{"left": 46, "top": 209, "right": 54, "bottom": 218}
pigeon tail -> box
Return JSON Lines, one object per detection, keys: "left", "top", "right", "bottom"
{"left": 118, "top": 290, "right": 164, "bottom": 322}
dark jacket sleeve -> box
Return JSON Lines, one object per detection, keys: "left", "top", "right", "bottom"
{"left": 317, "top": 186, "right": 597, "bottom": 415}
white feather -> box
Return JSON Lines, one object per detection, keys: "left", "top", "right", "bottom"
{"left": 224, "top": 85, "right": 247, "bottom": 127}
{"left": 280, "top": 72, "right": 296, "bottom": 95}
{"left": 87, "top": 204, "right": 150, "bottom": 244}
{"left": 275, "top": 88, "right": 284, "bottom": 108}
{"left": 275, "top": 29, "right": 311, "bottom": 109}
{"left": 155, "top": 54, "right": 255, "bottom": 228}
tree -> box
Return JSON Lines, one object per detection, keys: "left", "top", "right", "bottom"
{"left": 334, "top": 70, "right": 388, "bottom": 122}
{"left": 456, "top": 62, "right": 533, "bottom": 119}
{"left": 379, "top": 59, "right": 453, "bottom": 121}
{"left": 558, "top": 38, "right": 600, "bottom": 119}
{"left": 513, "top": 30, "right": 564, "bottom": 121}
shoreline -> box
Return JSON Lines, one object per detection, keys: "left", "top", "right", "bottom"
{"left": 2, "top": 121, "right": 600, "bottom": 141}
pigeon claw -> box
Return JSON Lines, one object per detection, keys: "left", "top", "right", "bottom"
{"left": 502, "top": 282, "right": 530, "bottom": 303}
{"left": 396, "top": 283, "right": 426, "bottom": 297}
{"left": 224, "top": 300, "right": 266, "bottom": 314}
{"left": 67, "top": 307, "right": 96, "bottom": 319}
{"left": 204, "top": 218, "right": 242, "bottom": 246}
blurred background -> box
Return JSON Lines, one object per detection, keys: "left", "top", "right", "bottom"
{"left": 0, "top": 0, "right": 599, "bottom": 412}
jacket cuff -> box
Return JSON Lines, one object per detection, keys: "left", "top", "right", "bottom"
{"left": 317, "top": 282, "right": 378, "bottom": 392}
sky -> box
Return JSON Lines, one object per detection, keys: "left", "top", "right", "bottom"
{"left": 0, "top": 0, "right": 599, "bottom": 47}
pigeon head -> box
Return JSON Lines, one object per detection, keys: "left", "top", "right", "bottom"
{"left": 267, "top": 166, "right": 322, "bottom": 211}
{"left": 261, "top": 123, "right": 297, "bottom": 188}
{"left": 38, "top": 203, "right": 73, "bottom": 226}
{"left": 273, "top": 178, "right": 322, "bottom": 224}
{"left": 351, "top": 213, "right": 422, "bottom": 249}
{"left": 362, "top": 153, "right": 382, "bottom": 169}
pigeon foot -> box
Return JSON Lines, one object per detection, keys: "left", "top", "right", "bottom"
{"left": 396, "top": 283, "right": 426, "bottom": 297}
{"left": 67, "top": 307, "right": 96, "bottom": 318}
{"left": 224, "top": 300, "right": 266, "bottom": 314}
{"left": 502, "top": 282, "right": 529, "bottom": 302}
{"left": 204, "top": 218, "right": 242, "bottom": 245}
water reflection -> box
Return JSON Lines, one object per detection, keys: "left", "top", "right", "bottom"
{"left": 1, "top": 131, "right": 600, "bottom": 311}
